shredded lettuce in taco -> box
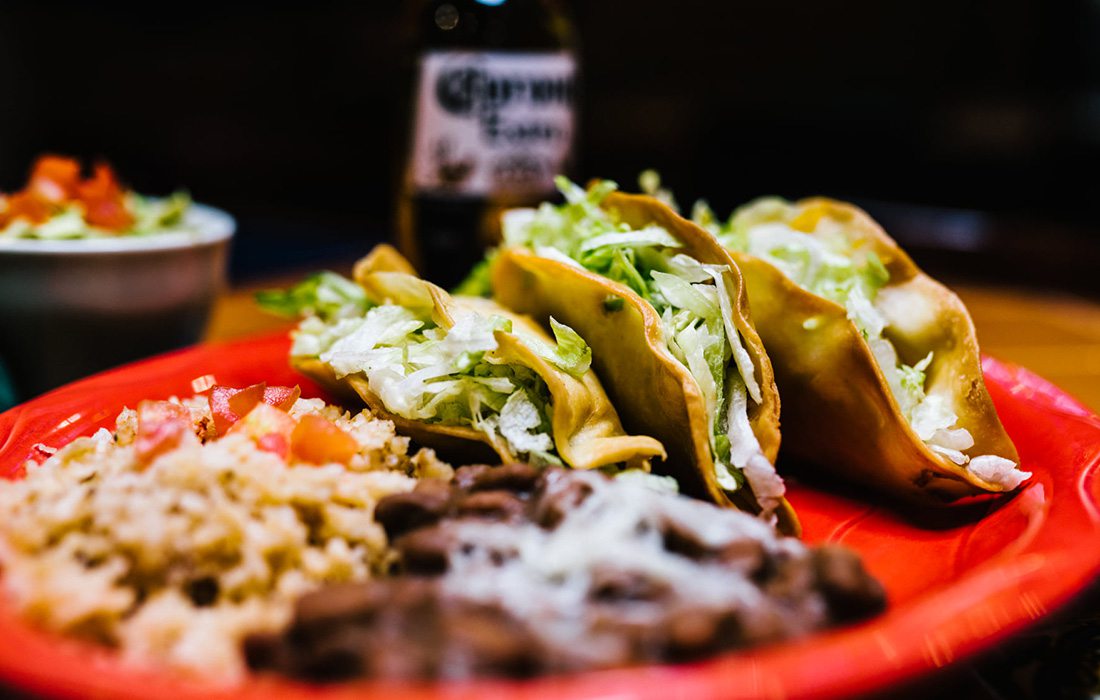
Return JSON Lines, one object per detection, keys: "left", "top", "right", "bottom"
{"left": 258, "top": 273, "right": 597, "bottom": 466}
{"left": 693, "top": 194, "right": 1017, "bottom": 482}
{"left": 501, "top": 177, "right": 772, "bottom": 494}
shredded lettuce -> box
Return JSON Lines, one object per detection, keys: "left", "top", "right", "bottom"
{"left": 637, "top": 169, "right": 680, "bottom": 211}
{"left": 723, "top": 213, "right": 889, "bottom": 340}
{"left": 0, "top": 192, "right": 195, "bottom": 240}
{"left": 578, "top": 227, "right": 682, "bottom": 254}
{"left": 127, "top": 192, "right": 193, "bottom": 235}
{"left": 651, "top": 271, "right": 720, "bottom": 319}
{"left": 899, "top": 352, "right": 933, "bottom": 406}
{"left": 283, "top": 273, "right": 584, "bottom": 465}
{"left": 503, "top": 177, "right": 775, "bottom": 503}
{"left": 498, "top": 390, "right": 555, "bottom": 455}
{"left": 547, "top": 317, "right": 593, "bottom": 377}
{"left": 256, "top": 272, "right": 369, "bottom": 322}
{"left": 30, "top": 208, "right": 87, "bottom": 240}
{"left": 702, "top": 263, "right": 762, "bottom": 404}
{"left": 705, "top": 198, "right": 1024, "bottom": 481}
{"left": 706, "top": 202, "right": 958, "bottom": 452}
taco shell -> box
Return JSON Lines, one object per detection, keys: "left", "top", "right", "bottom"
{"left": 491, "top": 191, "right": 797, "bottom": 532}
{"left": 729, "top": 197, "right": 1021, "bottom": 503}
{"left": 291, "top": 249, "right": 665, "bottom": 471}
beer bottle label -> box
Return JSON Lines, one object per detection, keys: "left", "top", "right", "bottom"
{"left": 409, "top": 50, "right": 576, "bottom": 197}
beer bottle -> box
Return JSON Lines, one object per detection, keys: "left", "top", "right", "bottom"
{"left": 395, "top": 0, "right": 578, "bottom": 288}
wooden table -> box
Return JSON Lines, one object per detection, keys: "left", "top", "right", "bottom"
{"left": 950, "top": 285, "right": 1100, "bottom": 411}
{"left": 206, "top": 276, "right": 1100, "bottom": 412}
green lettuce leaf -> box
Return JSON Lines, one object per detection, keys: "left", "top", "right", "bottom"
{"left": 548, "top": 317, "right": 593, "bottom": 377}
{"left": 128, "top": 191, "right": 192, "bottom": 234}
{"left": 255, "top": 271, "right": 369, "bottom": 322}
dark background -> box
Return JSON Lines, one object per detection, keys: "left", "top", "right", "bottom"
{"left": 2, "top": 0, "right": 1098, "bottom": 289}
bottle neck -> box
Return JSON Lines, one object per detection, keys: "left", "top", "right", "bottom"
{"left": 414, "top": 0, "right": 575, "bottom": 52}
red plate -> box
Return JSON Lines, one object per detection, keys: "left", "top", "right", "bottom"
{"left": 0, "top": 332, "right": 1098, "bottom": 700}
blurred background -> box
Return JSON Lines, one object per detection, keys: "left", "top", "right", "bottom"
{"left": 2, "top": 0, "right": 1098, "bottom": 292}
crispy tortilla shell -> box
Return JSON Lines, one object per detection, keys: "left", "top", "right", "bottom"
{"left": 731, "top": 197, "right": 1019, "bottom": 503}
{"left": 291, "top": 251, "right": 665, "bottom": 471}
{"left": 491, "top": 192, "right": 796, "bottom": 533}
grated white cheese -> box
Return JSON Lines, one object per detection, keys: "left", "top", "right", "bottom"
{"left": 439, "top": 470, "right": 823, "bottom": 666}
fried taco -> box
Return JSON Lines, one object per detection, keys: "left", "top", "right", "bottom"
{"left": 483, "top": 179, "right": 794, "bottom": 531}
{"left": 257, "top": 246, "right": 665, "bottom": 471}
{"left": 692, "top": 196, "right": 1028, "bottom": 502}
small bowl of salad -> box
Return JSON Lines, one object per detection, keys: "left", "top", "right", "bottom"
{"left": 0, "top": 155, "right": 235, "bottom": 402}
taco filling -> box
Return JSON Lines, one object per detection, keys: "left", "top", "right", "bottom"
{"left": 499, "top": 178, "right": 780, "bottom": 502}
{"left": 0, "top": 155, "right": 194, "bottom": 240}
{"left": 259, "top": 273, "right": 593, "bottom": 467}
{"left": 693, "top": 198, "right": 1024, "bottom": 488}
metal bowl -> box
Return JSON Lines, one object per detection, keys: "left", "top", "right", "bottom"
{"left": 0, "top": 204, "right": 235, "bottom": 401}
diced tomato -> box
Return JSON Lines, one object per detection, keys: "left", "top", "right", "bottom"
{"left": 82, "top": 196, "right": 133, "bottom": 231}
{"left": 290, "top": 414, "right": 359, "bottom": 466}
{"left": 209, "top": 385, "right": 241, "bottom": 436}
{"left": 135, "top": 400, "right": 197, "bottom": 468}
{"left": 1, "top": 156, "right": 137, "bottom": 232}
{"left": 210, "top": 382, "right": 265, "bottom": 436}
{"left": 227, "top": 382, "right": 266, "bottom": 419}
{"left": 228, "top": 403, "right": 297, "bottom": 460}
{"left": 208, "top": 382, "right": 301, "bottom": 436}
{"left": 27, "top": 155, "right": 81, "bottom": 203}
{"left": 75, "top": 163, "right": 134, "bottom": 232}
{"left": 263, "top": 384, "right": 301, "bottom": 411}
{"left": 257, "top": 433, "right": 290, "bottom": 459}
{"left": 0, "top": 190, "right": 54, "bottom": 226}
